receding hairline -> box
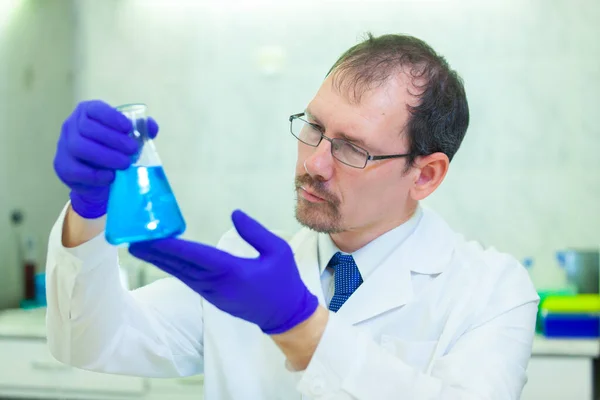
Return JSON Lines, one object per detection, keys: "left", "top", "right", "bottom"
{"left": 326, "top": 63, "right": 427, "bottom": 114}
{"left": 325, "top": 33, "right": 446, "bottom": 104}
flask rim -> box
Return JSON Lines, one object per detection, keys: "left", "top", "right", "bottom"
{"left": 116, "top": 103, "right": 147, "bottom": 114}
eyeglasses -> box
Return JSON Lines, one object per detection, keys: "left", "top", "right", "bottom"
{"left": 289, "top": 112, "right": 411, "bottom": 169}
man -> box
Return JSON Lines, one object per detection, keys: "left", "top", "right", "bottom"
{"left": 47, "top": 33, "right": 539, "bottom": 399}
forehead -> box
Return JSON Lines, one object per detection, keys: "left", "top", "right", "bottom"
{"left": 307, "top": 72, "right": 416, "bottom": 150}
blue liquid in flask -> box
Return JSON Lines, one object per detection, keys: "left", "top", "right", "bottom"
{"left": 105, "top": 165, "right": 186, "bottom": 245}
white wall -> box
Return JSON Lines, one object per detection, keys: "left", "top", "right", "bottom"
{"left": 73, "top": 0, "right": 600, "bottom": 290}
{"left": 0, "top": 1, "right": 17, "bottom": 308}
{"left": 0, "top": 0, "right": 74, "bottom": 308}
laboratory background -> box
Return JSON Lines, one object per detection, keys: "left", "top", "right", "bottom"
{"left": 0, "top": 0, "right": 599, "bottom": 398}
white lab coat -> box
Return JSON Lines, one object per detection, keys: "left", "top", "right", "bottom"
{"left": 45, "top": 204, "right": 539, "bottom": 399}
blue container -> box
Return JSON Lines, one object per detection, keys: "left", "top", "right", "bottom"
{"left": 20, "top": 273, "right": 46, "bottom": 309}
{"left": 542, "top": 313, "right": 600, "bottom": 338}
{"left": 34, "top": 273, "right": 46, "bottom": 306}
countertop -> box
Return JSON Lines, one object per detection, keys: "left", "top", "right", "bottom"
{"left": 531, "top": 335, "right": 600, "bottom": 357}
{"left": 0, "top": 307, "right": 46, "bottom": 339}
{"left": 1, "top": 307, "right": 599, "bottom": 357}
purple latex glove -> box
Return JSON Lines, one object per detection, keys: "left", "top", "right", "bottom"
{"left": 53, "top": 100, "right": 159, "bottom": 219}
{"left": 129, "top": 210, "right": 319, "bottom": 334}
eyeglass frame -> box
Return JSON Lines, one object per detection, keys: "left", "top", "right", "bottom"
{"left": 289, "top": 112, "right": 412, "bottom": 169}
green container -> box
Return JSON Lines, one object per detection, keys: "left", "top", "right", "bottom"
{"left": 536, "top": 289, "right": 576, "bottom": 334}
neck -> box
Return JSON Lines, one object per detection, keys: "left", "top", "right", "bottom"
{"left": 329, "top": 202, "right": 418, "bottom": 253}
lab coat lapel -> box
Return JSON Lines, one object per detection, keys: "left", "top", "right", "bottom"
{"left": 336, "top": 208, "right": 457, "bottom": 325}
{"left": 335, "top": 250, "right": 414, "bottom": 325}
{"left": 290, "top": 228, "right": 326, "bottom": 307}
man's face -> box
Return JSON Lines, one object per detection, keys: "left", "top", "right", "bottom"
{"left": 295, "top": 72, "right": 418, "bottom": 235}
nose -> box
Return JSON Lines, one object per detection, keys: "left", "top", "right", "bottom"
{"left": 304, "top": 139, "right": 334, "bottom": 182}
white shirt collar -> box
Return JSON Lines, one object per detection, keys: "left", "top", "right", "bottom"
{"left": 317, "top": 206, "right": 423, "bottom": 279}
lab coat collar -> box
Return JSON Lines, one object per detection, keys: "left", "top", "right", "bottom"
{"left": 339, "top": 207, "right": 457, "bottom": 324}
{"left": 289, "top": 207, "right": 457, "bottom": 325}
{"left": 401, "top": 206, "right": 457, "bottom": 275}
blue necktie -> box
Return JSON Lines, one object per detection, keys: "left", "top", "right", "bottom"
{"left": 328, "top": 252, "right": 363, "bottom": 312}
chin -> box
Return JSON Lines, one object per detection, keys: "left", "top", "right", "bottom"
{"left": 294, "top": 199, "right": 344, "bottom": 234}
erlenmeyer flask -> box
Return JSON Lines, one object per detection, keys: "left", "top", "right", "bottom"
{"left": 105, "top": 103, "right": 186, "bottom": 245}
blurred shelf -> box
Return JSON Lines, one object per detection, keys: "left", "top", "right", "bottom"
{"left": 532, "top": 335, "right": 600, "bottom": 357}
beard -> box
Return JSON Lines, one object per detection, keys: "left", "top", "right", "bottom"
{"left": 294, "top": 174, "right": 344, "bottom": 233}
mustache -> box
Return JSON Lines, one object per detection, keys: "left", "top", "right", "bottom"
{"left": 295, "top": 174, "right": 339, "bottom": 205}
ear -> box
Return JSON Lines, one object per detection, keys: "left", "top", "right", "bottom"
{"left": 409, "top": 152, "right": 449, "bottom": 201}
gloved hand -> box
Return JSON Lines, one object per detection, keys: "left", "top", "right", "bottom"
{"left": 129, "top": 210, "right": 319, "bottom": 334}
{"left": 53, "top": 100, "right": 159, "bottom": 219}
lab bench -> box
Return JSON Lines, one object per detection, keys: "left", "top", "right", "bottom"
{"left": 524, "top": 336, "right": 599, "bottom": 400}
{"left": 0, "top": 308, "right": 203, "bottom": 400}
{"left": 1, "top": 308, "right": 598, "bottom": 400}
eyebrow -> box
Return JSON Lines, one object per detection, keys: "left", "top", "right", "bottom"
{"left": 304, "top": 108, "right": 370, "bottom": 150}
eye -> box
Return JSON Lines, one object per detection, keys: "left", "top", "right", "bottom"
{"left": 307, "top": 122, "right": 323, "bottom": 132}
{"left": 347, "top": 143, "right": 366, "bottom": 155}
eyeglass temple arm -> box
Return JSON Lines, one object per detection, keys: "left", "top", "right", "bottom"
{"left": 368, "top": 153, "right": 411, "bottom": 161}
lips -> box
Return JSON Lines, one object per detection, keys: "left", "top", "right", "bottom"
{"left": 301, "top": 186, "right": 325, "bottom": 200}
{"left": 298, "top": 186, "right": 329, "bottom": 204}
{"left": 295, "top": 174, "right": 338, "bottom": 205}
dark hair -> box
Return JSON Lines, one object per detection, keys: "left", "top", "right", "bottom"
{"left": 326, "top": 33, "right": 469, "bottom": 167}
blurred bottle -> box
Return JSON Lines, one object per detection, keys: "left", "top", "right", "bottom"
{"left": 556, "top": 249, "right": 599, "bottom": 294}
{"left": 10, "top": 210, "right": 38, "bottom": 307}
{"left": 22, "top": 236, "right": 37, "bottom": 301}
